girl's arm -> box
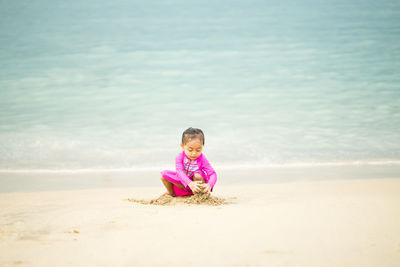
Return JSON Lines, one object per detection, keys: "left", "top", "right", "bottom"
{"left": 175, "top": 152, "right": 193, "bottom": 190}
{"left": 201, "top": 154, "right": 217, "bottom": 189}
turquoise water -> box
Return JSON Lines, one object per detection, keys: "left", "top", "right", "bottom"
{"left": 1, "top": 0, "right": 400, "bottom": 171}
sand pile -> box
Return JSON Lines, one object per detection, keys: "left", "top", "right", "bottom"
{"left": 126, "top": 193, "right": 230, "bottom": 206}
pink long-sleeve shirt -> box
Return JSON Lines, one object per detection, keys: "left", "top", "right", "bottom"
{"left": 175, "top": 151, "right": 217, "bottom": 190}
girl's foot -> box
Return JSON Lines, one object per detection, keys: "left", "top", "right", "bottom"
{"left": 161, "top": 192, "right": 175, "bottom": 197}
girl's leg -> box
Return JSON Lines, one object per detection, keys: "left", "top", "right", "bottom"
{"left": 192, "top": 173, "right": 206, "bottom": 183}
{"left": 161, "top": 176, "right": 185, "bottom": 196}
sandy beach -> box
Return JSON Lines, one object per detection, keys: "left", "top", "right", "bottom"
{"left": 2, "top": 0, "right": 400, "bottom": 266}
{"left": 1, "top": 177, "right": 399, "bottom": 267}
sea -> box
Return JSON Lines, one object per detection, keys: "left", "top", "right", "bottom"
{"left": 1, "top": 0, "right": 400, "bottom": 176}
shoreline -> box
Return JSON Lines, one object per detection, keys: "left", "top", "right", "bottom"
{"left": 1, "top": 164, "right": 400, "bottom": 193}
{"left": 1, "top": 159, "right": 400, "bottom": 174}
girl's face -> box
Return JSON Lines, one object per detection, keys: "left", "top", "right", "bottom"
{"left": 181, "top": 138, "right": 203, "bottom": 160}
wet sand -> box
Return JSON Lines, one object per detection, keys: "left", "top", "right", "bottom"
{"left": 1, "top": 178, "right": 400, "bottom": 266}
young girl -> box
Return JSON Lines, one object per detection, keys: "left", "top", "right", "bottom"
{"left": 160, "top": 127, "right": 217, "bottom": 196}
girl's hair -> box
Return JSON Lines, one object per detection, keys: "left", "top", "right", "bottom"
{"left": 182, "top": 127, "right": 205, "bottom": 145}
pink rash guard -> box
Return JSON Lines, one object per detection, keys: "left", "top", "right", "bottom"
{"left": 161, "top": 151, "right": 217, "bottom": 196}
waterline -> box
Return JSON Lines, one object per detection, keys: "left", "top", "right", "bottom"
{"left": 1, "top": 159, "right": 400, "bottom": 174}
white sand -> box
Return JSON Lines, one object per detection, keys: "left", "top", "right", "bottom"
{"left": 1, "top": 178, "right": 400, "bottom": 266}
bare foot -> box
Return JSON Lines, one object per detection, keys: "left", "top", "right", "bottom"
{"left": 161, "top": 192, "right": 175, "bottom": 197}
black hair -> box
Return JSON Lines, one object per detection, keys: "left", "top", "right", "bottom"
{"left": 181, "top": 127, "right": 205, "bottom": 145}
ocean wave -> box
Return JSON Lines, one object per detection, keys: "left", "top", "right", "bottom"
{"left": 1, "top": 159, "right": 400, "bottom": 174}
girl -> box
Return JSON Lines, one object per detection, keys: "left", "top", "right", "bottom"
{"left": 160, "top": 127, "right": 217, "bottom": 197}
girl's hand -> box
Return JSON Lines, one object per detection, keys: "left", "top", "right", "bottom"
{"left": 199, "top": 183, "right": 211, "bottom": 194}
{"left": 188, "top": 181, "right": 202, "bottom": 193}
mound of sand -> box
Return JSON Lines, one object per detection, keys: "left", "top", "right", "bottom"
{"left": 126, "top": 193, "right": 230, "bottom": 206}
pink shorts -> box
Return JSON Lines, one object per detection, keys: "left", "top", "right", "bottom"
{"left": 161, "top": 169, "right": 207, "bottom": 196}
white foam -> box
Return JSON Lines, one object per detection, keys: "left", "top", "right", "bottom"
{"left": 1, "top": 159, "right": 400, "bottom": 174}
{"left": 216, "top": 159, "right": 400, "bottom": 169}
